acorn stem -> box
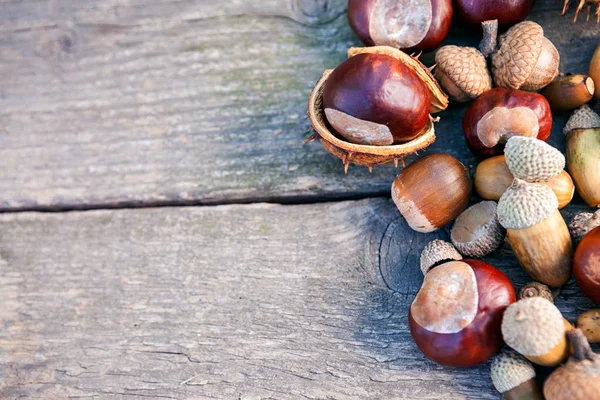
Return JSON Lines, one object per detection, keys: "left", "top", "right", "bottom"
{"left": 479, "top": 19, "right": 499, "bottom": 58}
{"left": 568, "top": 328, "right": 596, "bottom": 362}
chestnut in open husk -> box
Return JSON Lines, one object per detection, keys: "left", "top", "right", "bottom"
{"left": 463, "top": 88, "right": 552, "bottom": 157}
{"left": 307, "top": 46, "right": 449, "bottom": 170}
{"left": 392, "top": 154, "right": 471, "bottom": 233}
{"left": 455, "top": 0, "right": 535, "bottom": 29}
{"left": 544, "top": 328, "right": 600, "bottom": 400}
{"left": 410, "top": 241, "right": 516, "bottom": 367}
{"left": 573, "top": 226, "right": 600, "bottom": 304}
{"left": 347, "top": 0, "right": 453, "bottom": 53}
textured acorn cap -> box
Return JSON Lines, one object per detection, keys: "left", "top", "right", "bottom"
{"left": 563, "top": 105, "right": 600, "bottom": 135}
{"left": 504, "top": 137, "right": 565, "bottom": 182}
{"left": 451, "top": 201, "right": 505, "bottom": 258}
{"left": 569, "top": 210, "right": 600, "bottom": 245}
{"left": 492, "top": 22, "right": 544, "bottom": 90}
{"left": 497, "top": 180, "right": 559, "bottom": 229}
{"left": 502, "top": 297, "right": 565, "bottom": 357}
{"left": 419, "top": 240, "right": 462, "bottom": 275}
{"left": 491, "top": 349, "right": 536, "bottom": 394}
{"left": 435, "top": 46, "right": 492, "bottom": 99}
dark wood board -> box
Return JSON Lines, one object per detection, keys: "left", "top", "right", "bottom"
{"left": 0, "top": 0, "right": 598, "bottom": 210}
{"left": 0, "top": 200, "right": 596, "bottom": 399}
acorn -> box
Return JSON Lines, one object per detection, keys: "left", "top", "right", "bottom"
{"left": 501, "top": 297, "right": 572, "bottom": 366}
{"left": 544, "top": 328, "right": 600, "bottom": 400}
{"left": 576, "top": 309, "right": 600, "bottom": 343}
{"left": 563, "top": 105, "right": 600, "bottom": 207}
{"left": 569, "top": 210, "right": 600, "bottom": 245}
{"left": 497, "top": 180, "right": 572, "bottom": 288}
{"left": 490, "top": 349, "right": 543, "bottom": 400}
{"left": 420, "top": 239, "right": 462, "bottom": 275}
{"left": 541, "top": 75, "right": 595, "bottom": 112}
{"left": 450, "top": 201, "right": 505, "bottom": 258}
{"left": 492, "top": 21, "right": 559, "bottom": 92}
{"left": 518, "top": 282, "right": 554, "bottom": 303}
{"left": 307, "top": 46, "right": 449, "bottom": 170}
{"left": 504, "top": 136, "right": 565, "bottom": 183}
{"left": 434, "top": 46, "right": 492, "bottom": 102}
{"left": 391, "top": 154, "right": 471, "bottom": 233}
{"left": 475, "top": 156, "right": 574, "bottom": 209}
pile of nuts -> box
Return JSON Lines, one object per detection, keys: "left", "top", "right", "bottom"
{"left": 307, "top": 1, "right": 600, "bottom": 398}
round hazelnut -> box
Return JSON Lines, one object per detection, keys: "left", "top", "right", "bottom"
{"left": 542, "top": 74, "right": 595, "bottom": 112}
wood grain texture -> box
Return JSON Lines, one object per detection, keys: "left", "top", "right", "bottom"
{"left": 0, "top": 200, "right": 596, "bottom": 399}
{"left": 1, "top": 0, "right": 598, "bottom": 210}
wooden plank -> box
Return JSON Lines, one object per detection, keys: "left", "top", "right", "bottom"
{"left": 0, "top": 200, "right": 595, "bottom": 399}
{"left": 1, "top": 1, "right": 598, "bottom": 210}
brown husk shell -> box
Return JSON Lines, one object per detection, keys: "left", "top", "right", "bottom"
{"left": 307, "top": 46, "right": 448, "bottom": 169}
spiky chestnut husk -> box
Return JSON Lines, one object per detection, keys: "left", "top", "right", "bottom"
{"left": 569, "top": 210, "right": 600, "bottom": 245}
{"left": 544, "top": 328, "right": 600, "bottom": 400}
{"left": 451, "top": 201, "right": 505, "bottom": 258}
{"left": 307, "top": 46, "right": 449, "bottom": 171}
{"left": 497, "top": 180, "right": 572, "bottom": 287}
{"left": 563, "top": 105, "right": 600, "bottom": 207}
{"left": 492, "top": 22, "right": 559, "bottom": 92}
{"left": 434, "top": 46, "right": 492, "bottom": 102}
{"left": 420, "top": 240, "right": 462, "bottom": 275}
{"left": 491, "top": 349, "right": 542, "bottom": 399}
{"left": 561, "top": 0, "right": 600, "bottom": 23}
{"left": 504, "top": 136, "right": 565, "bottom": 183}
{"left": 501, "top": 297, "right": 570, "bottom": 366}
{"left": 519, "top": 282, "right": 554, "bottom": 303}
{"left": 410, "top": 259, "right": 515, "bottom": 367}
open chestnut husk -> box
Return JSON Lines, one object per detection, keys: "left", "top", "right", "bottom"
{"left": 347, "top": 0, "right": 453, "bottom": 53}
{"left": 410, "top": 242, "right": 516, "bottom": 367}
{"left": 463, "top": 88, "right": 552, "bottom": 157}
{"left": 307, "top": 46, "right": 448, "bottom": 170}
{"left": 455, "top": 0, "right": 535, "bottom": 28}
{"left": 573, "top": 226, "right": 600, "bottom": 304}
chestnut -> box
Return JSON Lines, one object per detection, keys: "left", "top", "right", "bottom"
{"left": 410, "top": 243, "right": 516, "bottom": 367}
{"left": 455, "top": 0, "right": 535, "bottom": 28}
{"left": 573, "top": 226, "right": 600, "bottom": 304}
{"left": 322, "top": 52, "right": 431, "bottom": 144}
{"left": 463, "top": 88, "right": 552, "bottom": 157}
{"left": 347, "top": 0, "right": 453, "bottom": 53}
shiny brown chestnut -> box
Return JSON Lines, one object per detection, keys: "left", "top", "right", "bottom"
{"left": 454, "top": 0, "right": 535, "bottom": 28}
{"left": 347, "top": 0, "right": 453, "bottom": 53}
{"left": 573, "top": 226, "right": 600, "bottom": 304}
{"left": 410, "top": 258, "right": 516, "bottom": 367}
{"left": 463, "top": 88, "right": 552, "bottom": 157}
{"left": 323, "top": 52, "right": 431, "bottom": 144}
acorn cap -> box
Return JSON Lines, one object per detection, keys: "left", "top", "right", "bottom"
{"left": 504, "top": 137, "right": 565, "bottom": 182}
{"left": 497, "top": 180, "right": 558, "bottom": 229}
{"left": 491, "top": 349, "right": 536, "bottom": 394}
{"left": 419, "top": 240, "right": 462, "bottom": 275}
{"left": 563, "top": 105, "right": 600, "bottom": 135}
{"left": 501, "top": 297, "right": 565, "bottom": 357}
{"left": 435, "top": 46, "right": 492, "bottom": 99}
{"left": 450, "top": 201, "right": 505, "bottom": 258}
{"left": 492, "top": 22, "right": 544, "bottom": 90}
{"left": 569, "top": 210, "right": 600, "bottom": 245}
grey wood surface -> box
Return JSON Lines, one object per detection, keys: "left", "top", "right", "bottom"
{"left": 1, "top": 0, "right": 598, "bottom": 210}
{"left": 0, "top": 200, "right": 596, "bottom": 399}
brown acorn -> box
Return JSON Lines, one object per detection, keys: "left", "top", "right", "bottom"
{"left": 307, "top": 46, "right": 449, "bottom": 171}
{"left": 518, "top": 282, "right": 554, "bottom": 303}
{"left": 492, "top": 22, "right": 559, "bottom": 92}
{"left": 435, "top": 45, "right": 492, "bottom": 102}
{"left": 491, "top": 349, "right": 543, "bottom": 400}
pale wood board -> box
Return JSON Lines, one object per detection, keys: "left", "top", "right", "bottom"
{"left": 1, "top": 0, "right": 598, "bottom": 210}
{"left": 0, "top": 200, "right": 596, "bottom": 399}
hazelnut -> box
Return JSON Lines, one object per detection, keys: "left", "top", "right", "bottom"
{"left": 410, "top": 250, "right": 515, "bottom": 366}
{"left": 347, "top": 0, "right": 453, "bottom": 53}
{"left": 450, "top": 201, "right": 505, "bottom": 258}
{"left": 391, "top": 154, "right": 471, "bottom": 233}
{"left": 492, "top": 21, "right": 559, "bottom": 92}
{"left": 434, "top": 46, "right": 492, "bottom": 102}
{"left": 463, "top": 88, "right": 552, "bottom": 157}
{"left": 573, "top": 225, "right": 600, "bottom": 304}
{"left": 541, "top": 75, "right": 595, "bottom": 112}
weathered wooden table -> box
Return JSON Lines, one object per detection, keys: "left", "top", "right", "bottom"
{"left": 1, "top": 1, "right": 598, "bottom": 398}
